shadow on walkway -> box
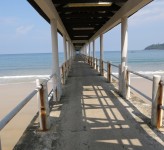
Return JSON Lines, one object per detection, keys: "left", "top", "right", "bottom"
{"left": 14, "top": 54, "right": 164, "bottom": 150}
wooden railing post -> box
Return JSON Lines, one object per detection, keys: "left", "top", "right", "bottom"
{"left": 36, "top": 79, "right": 50, "bottom": 131}
{"left": 92, "top": 57, "right": 94, "bottom": 67}
{"left": 0, "top": 137, "right": 2, "bottom": 150}
{"left": 93, "top": 58, "right": 95, "bottom": 69}
{"left": 96, "top": 59, "right": 98, "bottom": 71}
{"left": 107, "top": 62, "right": 112, "bottom": 83}
{"left": 119, "top": 64, "right": 122, "bottom": 95}
{"left": 151, "top": 75, "right": 162, "bottom": 127}
{"left": 62, "top": 65, "right": 64, "bottom": 84}
{"left": 101, "top": 60, "right": 104, "bottom": 76}
{"left": 65, "top": 62, "right": 67, "bottom": 82}
{"left": 124, "top": 66, "right": 130, "bottom": 99}
{"left": 93, "top": 58, "right": 96, "bottom": 69}
{"left": 157, "top": 81, "right": 163, "bottom": 128}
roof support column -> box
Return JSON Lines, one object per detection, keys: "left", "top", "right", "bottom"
{"left": 63, "top": 35, "right": 67, "bottom": 61}
{"left": 100, "top": 34, "right": 104, "bottom": 75}
{"left": 119, "top": 16, "right": 128, "bottom": 97}
{"left": 93, "top": 40, "right": 95, "bottom": 59}
{"left": 50, "top": 18, "right": 62, "bottom": 101}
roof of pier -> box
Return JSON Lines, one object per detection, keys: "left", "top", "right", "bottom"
{"left": 27, "top": 0, "right": 152, "bottom": 50}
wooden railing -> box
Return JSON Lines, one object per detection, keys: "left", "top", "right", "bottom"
{"left": 84, "top": 55, "right": 164, "bottom": 129}
{"left": 0, "top": 58, "right": 72, "bottom": 150}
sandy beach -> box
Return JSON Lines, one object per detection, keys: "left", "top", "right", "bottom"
{"left": 0, "top": 77, "right": 158, "bottom": 149}
{"left": 131, "top": 77, "right": 152, "bottom": 104}
{"left": 0, "top": 81, "right": 52, "bottom": 150}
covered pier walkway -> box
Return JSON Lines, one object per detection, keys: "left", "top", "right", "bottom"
{"left": 15, "top": 55, "right": 164, "bottom": 150}
{"left": 1, "top": 0, "right": 164, "bottom": 149}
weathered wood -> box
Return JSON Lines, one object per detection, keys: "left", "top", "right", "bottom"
{"left": 93, "top": 58, "right": 95, "bottom": 69}
{"left": 101, "top": 60, "right": 104, "bottom": 76}
{"left": 125, "top": 66, "right": 130, "bottom": 99}
{"left": 157, "top": 81, "right": 163, "bottom": 128}
{"left": 96, "top": 58, "right": 98, "bottom": 71}
{"left": 36, "top": 79, "right": 50, "bottom": 131}
{"left": 107, "top": 62, "right": 112, "bottom": 83}
{"left": 0, "top": 137, "right": 1, "bottom": 150}
{"left": 151, "top": 75, "right": 161, "bottom": 127}
{"left": 62, "top": 65, "right": 64, "bottom": 84}
{"left": 119, "top": 64, "right": 122, "bottom": 95}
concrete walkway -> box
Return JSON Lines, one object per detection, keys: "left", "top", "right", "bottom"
{"left": 15, "top": 55, "right": 164, "bottom": 150}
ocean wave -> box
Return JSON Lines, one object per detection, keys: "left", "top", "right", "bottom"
{"left": 0, "top": 75, "right": 50, "bottom": 79}
{"left": 112, "top": 70, "right": 164, "bottom": 75}
{"left": 137, "top": 70, "right": 164, "bottom": 75}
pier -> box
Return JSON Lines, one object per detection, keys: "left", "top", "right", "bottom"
{"left": 14, "top": 54, "right": 164, "bottom": 149}
{"left": 0, "top": 0, "right": 164, "bottom": 149}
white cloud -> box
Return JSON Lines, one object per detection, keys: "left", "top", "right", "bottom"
{"left": 129, "top": 0, "right": 164, "bottom": 26}
{"left": 16, "top": 25, "right": 34, "bottom": 35}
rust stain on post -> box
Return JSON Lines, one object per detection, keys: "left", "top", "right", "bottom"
{"left": 157, "top": 81, "right": 163, "bottom": 128}
{"left": 96, "top": 59, "right": 98, "bottom": 71}
{"left": 108, "top": 63, "right": 112, "bottom": 83}
{"left": 101, "top": 60, "right": 104, "bottom": 76}
{"left": 39, "top": 86, "right": 47, "bottom": 131}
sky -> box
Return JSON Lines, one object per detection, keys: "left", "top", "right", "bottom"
{"left": 0, "top": 0, "right": 164, "bottom": 54}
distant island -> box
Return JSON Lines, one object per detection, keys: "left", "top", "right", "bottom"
{"left": 145, "top": 43, "right": 164, "bottom": 50}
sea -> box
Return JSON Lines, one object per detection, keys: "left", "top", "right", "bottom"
{"left": 0, "top": 50, "right": 164, "bottom": 84}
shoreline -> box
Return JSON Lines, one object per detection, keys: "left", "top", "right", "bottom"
{"left": 0, "top": 74, "right": 162, "bottom": 149}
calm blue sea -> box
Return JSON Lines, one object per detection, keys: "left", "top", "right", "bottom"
{"left": 0, "top": 50, "right": 164, "bottom": 84}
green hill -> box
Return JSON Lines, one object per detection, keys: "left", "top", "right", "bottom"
{"left": 145, "top": 43, "right": 164, "bottom": 50}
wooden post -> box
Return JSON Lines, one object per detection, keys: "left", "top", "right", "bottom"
{"left": 119, "top": 64, "right": 122, "bottom": 95}
{"left": 93, "top": 58, "right": 95, "bottom": 69}
{"left": 62, "top": 65, "right": 64, "bottom": 84}
{"left": 126, "top": 69, "right": 130, "bottom": 99}
{"left": 36, "top": 79, "right": 50, "bottom": 131}
{"left": 92, "top": 57, "right": 94, "bottom": 68}
{"left": 151, "top": 75, "right": 162, "bottom": 127}
{"left": 96, "top": 59, "right": 98, "bottom": 71}
{"left": 0, "top": 137, "right": 1, "bottom": 150}
{"left": 65, "top": 62, "right": 67, "bottom": 81}
{"left": 107, "top": 62, "right": 112, "bottom": 83}
{"left": 157, "top": 81, "right": 163, "bottom": 128}
{"left": 101, "top": 60, "right": 104, "bottom": 76}
{"left": 124, "top": 66, "right": 130, "bottom": 99}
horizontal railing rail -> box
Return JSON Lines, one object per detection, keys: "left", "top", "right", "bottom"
{"left": 0, "top": 58, "right": 72, "bottom": 149}
{"left": 0, "top": 72, "right": 57, "bottom": 132}
{"left": 110, "top": 63, "right": 119, "bottom": 68}
{"left": 127, "top": 84, "right": 152, "bottom": 101}
{"left": 128, "top": 69, "right": 153, "bottom": 81}
{"left": 0, "top": 87, "right": 41, "bottom": 131}
{"left": 126, "top": 69, "right": 153, "bottom": 101}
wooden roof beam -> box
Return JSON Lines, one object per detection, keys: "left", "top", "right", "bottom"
{"left": 89, "top": 0, "right": 152, "bottom": 42}
{"left": 52, "top": 0, "right": 128, "bottom": 4}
